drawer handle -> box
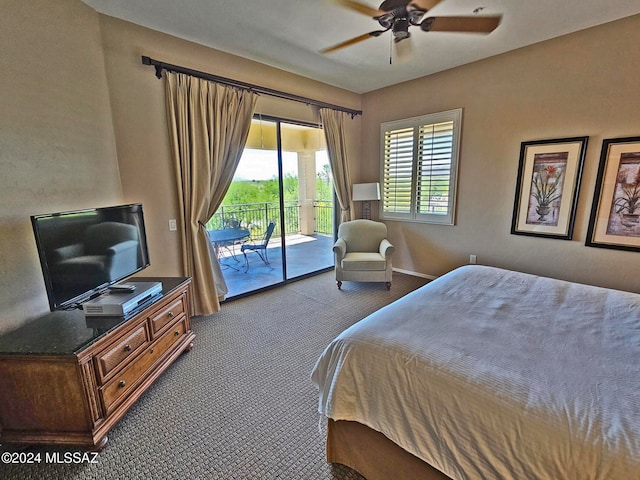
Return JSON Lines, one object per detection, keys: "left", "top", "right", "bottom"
{"left": 174, "top": 330, "right": 180, "bottom": 336}
{"left": 118, "top": 380, "right": 126, "bottom": 388}
{"left": 167, "top": 312, "right": 174, "bottom": 318}
{"left": 124, "top": 344, "right": 131, "bottom": 352}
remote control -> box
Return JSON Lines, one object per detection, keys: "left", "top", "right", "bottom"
{"left": 108, "top": 284, "right": 137, "bottom": 294}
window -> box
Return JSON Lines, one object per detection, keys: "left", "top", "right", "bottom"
{"left": 380, "top": 108, "right": 462, "bottom": 225}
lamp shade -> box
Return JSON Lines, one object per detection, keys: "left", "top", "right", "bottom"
{"left": 352, "top": 183, "right": 381, "bottom": 201}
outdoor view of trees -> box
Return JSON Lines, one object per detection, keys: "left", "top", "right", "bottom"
{"left": 208, "top": 156, "right": 333, "bottom": 235}
{"left": 221, "top": 163, "right": 333, "bottom": 207}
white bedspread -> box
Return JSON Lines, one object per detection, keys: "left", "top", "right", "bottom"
{"left": 311, "top": 265, "right": 640, "bottom": 480}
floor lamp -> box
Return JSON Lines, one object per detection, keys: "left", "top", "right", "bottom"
{"left": 352, "top": 183, "right": 380, "bottom": 220}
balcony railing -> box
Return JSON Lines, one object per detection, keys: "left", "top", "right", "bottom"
{"left": 314, "top": 201, "right": 333, "bottom": 235}
{"left": 206, "top": 201, "right": 333, "bottom": 237}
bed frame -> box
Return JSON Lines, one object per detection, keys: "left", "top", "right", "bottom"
{"left": 327, "top": 419, "right": 451, "bottom": 480}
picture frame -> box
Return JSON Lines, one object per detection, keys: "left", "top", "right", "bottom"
{"left": 511, "top": 136, "right": 588, "bottom": 240}
{"left": 586, "top": 136, "right": 640, "bottom": 252}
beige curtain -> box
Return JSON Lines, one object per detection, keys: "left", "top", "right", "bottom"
{"left": 320, "top": 108, "right": 354, "bottom": 223}
{"left": 165, "top": 72, "right": 257, "bottom": 315}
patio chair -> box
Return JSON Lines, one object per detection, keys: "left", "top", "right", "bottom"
{"left": 223, "top": 217, "right": 241, "bottom": 229}
{"left": 218, "top": 217, "right": 245, "bottom": 261}
{"left": 241, "top": 221, "right": 276, "bottom": 272}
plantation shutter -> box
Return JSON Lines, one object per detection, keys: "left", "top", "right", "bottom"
{"left": 383, "top": 126, "right": 415, "bottom": 217}
{"left": 380, "top": 109, "right": 461, "bottom": 225}
{"left": 416, "top": 121, "right": 454, "bottom": 216}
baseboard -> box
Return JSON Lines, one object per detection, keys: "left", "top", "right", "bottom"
{"left": 393, "top": 267, "right": 437, "bottom": 280}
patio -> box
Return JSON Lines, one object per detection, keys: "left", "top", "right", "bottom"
{"left": 218, "top": 233, "right": 335, "bottom": 298}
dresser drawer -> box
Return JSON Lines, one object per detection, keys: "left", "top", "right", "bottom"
{"left": 95, "top": 323, "right": 149, "bottom": 383}
{"left": 100, "top": 320, "right": 186, "bottom": 413}
{"left": 149, "top": 296, "right": 185, "bottom": 336}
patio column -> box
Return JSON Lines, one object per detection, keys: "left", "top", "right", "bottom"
{"left": 298, "top": 150, "right": 317, "bottom": 235}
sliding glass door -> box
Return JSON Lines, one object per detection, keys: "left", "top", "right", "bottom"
{"left": 208, "top": 117, "right": 335, "bottom": 298}
{"left": 280, "top": 122, "right": 334, "bottom": 281}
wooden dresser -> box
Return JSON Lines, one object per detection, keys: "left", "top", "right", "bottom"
{"left": 0, "top": 277, "right": 195, "bottom": 450}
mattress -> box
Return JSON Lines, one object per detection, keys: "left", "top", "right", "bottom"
{"left": 311, "top": 265, "right": 640, "bottom": 479}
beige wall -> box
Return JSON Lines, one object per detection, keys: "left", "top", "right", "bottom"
{"left": 362, "top": 14, "right": 640, "bottom": 291}
{"left": 97, "top": 15, "right": 361, "bottom": 278}
{"left": 0, "top": 0, "right": 121, "bottom": 334}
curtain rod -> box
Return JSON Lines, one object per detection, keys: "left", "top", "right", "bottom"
{"left": 141, "top": 56, "right": 362, "bottom": 118}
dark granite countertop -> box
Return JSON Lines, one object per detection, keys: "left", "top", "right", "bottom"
{"left": 0, "top": 277, "right": 190, "bottom": 356}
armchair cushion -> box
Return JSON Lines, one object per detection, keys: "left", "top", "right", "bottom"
{"left": 52, "top": 243, "right": 84, "bottom": 263}
{"left": 342, "top": 252, "right": 386, "bottom": 271}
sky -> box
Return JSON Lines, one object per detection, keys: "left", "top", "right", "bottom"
{"left": 233, "top": 149, "right": 329, "bottom": 181}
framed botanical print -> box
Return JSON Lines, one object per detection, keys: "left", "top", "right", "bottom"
{"left": 511, "top": 137, "right": 588, "bottom": 240}
{"left": 586, "top": 136, "right": 640, "bottom": 252}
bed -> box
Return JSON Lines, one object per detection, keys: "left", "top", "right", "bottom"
{"left": 311, "top": 265, "right": 640, "bottom": 480}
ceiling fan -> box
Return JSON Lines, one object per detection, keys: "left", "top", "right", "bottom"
{"left": 320, "top": 0, "right": 502, "bottom": 54}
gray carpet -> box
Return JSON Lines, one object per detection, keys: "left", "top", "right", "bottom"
{"left": 0, "top": 272, "right": 429, "bottom": 480}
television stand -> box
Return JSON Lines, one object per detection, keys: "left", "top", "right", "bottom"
{"left": 0, "top": 277, "right": 195, "bottom": 450}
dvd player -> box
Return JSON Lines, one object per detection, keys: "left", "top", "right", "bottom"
{"left": 82, "top": 282, "right": 162, "bottom": 317}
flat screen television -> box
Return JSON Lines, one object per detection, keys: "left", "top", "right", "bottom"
{"left": 31, "top": 203, "right": 151, "bottom": 311}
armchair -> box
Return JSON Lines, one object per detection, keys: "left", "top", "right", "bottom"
{"left": 333, "top": 219, "right": 394, "bottom": 290}
{"left": 51, "top": 222, "right": 140, "bottom": 294}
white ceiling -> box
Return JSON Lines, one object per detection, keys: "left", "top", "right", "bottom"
{"left": 82, "top": 0, "right": 640, "bottom": 94}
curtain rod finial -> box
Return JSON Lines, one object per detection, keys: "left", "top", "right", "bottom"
{"left": 141, "top": 56, "right": 163, "bottom": 79}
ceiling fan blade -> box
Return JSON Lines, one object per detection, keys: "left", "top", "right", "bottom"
{"left": 421, "top": 15, "right": 502, "bottom": 34}
{"left": 408, "top": 0, "right": 443, "bottom": 11}
{"left": 332, "top": 0, "right": 385, "bottom": 17}
{"left": 320, "top": 30, "right": 386, "bottom": 54}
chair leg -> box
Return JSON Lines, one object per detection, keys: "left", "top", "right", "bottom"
{"left": 385, "top": 282, "right": 391, "bottom": 290}
{"left": 337, "top": 281, "right": 342, "bottom": 289}
{"left": 229, "top": 242, "right": 240, "bottom": 262}
{"left": 257, "top": 249, "right": 270, "bottom": 267}
{"left": 243, "top": 247, "right": 273, "bottom": 272}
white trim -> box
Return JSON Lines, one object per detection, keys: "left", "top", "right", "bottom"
{"left": 380, "top": 108, "right": 462, "bottom": 226}
{"left": 392, "top": 267, "right": 437, "bottom": 280}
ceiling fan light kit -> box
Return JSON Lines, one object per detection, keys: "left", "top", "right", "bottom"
{"left": 322, "top": 0, "right": 502, "bottom": 55}
{"left": 392, "top": 18, "right": 411, "bottom": 41}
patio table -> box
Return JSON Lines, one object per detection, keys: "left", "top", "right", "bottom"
{"left": 208, "top": 228, "right": 250, "bottom": 270}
